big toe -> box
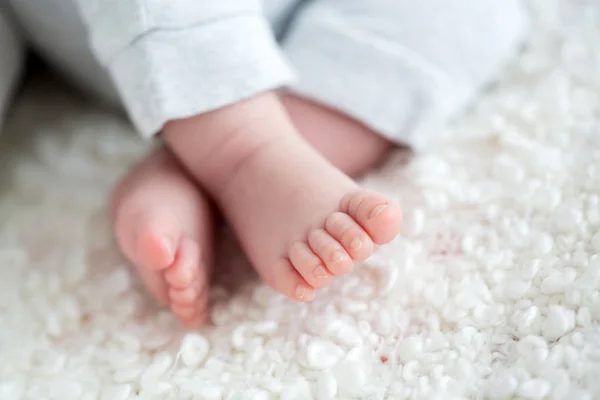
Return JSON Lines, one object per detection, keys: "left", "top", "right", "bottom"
{"left": 339, "top": 190, "right": 402, "bottom": 245}
{"left": 133, "top": 211, "right": 179, "bottom": 271}
{"left": 114, "top": 200, "right": 180, "bottom": 272}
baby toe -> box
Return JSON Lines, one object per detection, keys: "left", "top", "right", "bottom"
{"left": 325, "top": 212, "right": 374, "bottom": 261}
{"left": 176, "top": 280, "right": 210, "bottom": 328}
{"left": 340, "top": 190, "right": 402, "bottom": 245}
{"left": 266, "top": 258, "right": 316, "bottom": 302}
{"left": 289, "top": 241, "right": 334, "bottom": 289}
{"left": 171, "top": 303, "right": 196, "bottom": 321}
{"left": 164, "top": 237, "right": 199, "bottom": 289}
{"left": 135, "top": 227, "right": 177, "bottom": 271}
{"left": 307, "top": 229, "right": 353, "bottom": 276}
{"left": 113, "top": 200, "right": 177, "bottom": 272}
{"left": 168, "top": 286, "right": 198, "bottom": 305}
{"left": 183, "top": 309, "right": 209, "bottom": 329}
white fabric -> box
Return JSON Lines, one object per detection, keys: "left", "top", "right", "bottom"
{"left": 0, "top": 4, "right": 24, "bottom": 128}
{"left": 2, "top": 0, "right": 528, "bottom": 147}
{"left": 282, "top": 0, "right": 530, "bottom": 149}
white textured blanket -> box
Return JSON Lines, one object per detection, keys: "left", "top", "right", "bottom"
{"left": 1, "top": 1, "right": 600, "bottom": 399}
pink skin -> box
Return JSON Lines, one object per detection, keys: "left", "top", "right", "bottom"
{"left": 280, "top": 94, "right": 393, "bottom": 177}
{"left": 111, "top": 92, "right": 400, "bottom": 326}
{"left": 110, "top": 148, "right": 213, "bottom": 327}
{"left": 163, "top": 92, "right": 401, "bottom": 303}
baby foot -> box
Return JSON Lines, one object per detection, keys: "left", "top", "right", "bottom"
{"left": 164, "top": 93, "right": 401, "bottom": 301}
{"left": 110, "top": 147, "right": 214, "bottom": 326}
{"left": 285, "top": 190, "right": 401, "bottom": 299}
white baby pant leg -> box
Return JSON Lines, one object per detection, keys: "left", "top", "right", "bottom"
{"left": 0, "top": 4, "right": 25, "bottom": 131}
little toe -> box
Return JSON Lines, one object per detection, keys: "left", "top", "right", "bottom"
{"left": 175, "top": 282, "right": 209, "bottom": 328}
{"left": 325, "top": 212, "right": 374, "bottom": 261}
{"left": 289, "top": 241, "right": 334, "bottom": 289}
{"left": 164, "top": 238, "right": 199, "bottom": 289}
{"left": 340, "top": 190, "right": 402, "bottom": 245}
{"left": 265, "top": 258, "right": 316, "bottom": 302}
{"left": 171, "top": 303, "right": 196, "bottom": 321}
{"left": 183, "top": 309, "right": 209, "bottom": 329}
{"left": 173, "top": 303, "right": 208, "bottom": 328}
{"left": 307, "top": 229, "right": 353, "bottom": 276}
{"left": 168, "top": 286, "right": 197, "bottom": 305}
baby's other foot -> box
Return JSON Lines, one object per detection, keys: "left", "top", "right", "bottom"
{"left": 110, "top": 148, "right": 214, "bottom": 327}
{"left": 164, "top": 93, "right": 401, "bottom": 302}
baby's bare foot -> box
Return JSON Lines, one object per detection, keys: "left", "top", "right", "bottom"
{"left": 164, "top": 93, "right": 401, "bottom": 301}
{"left": 110, "top": 148, "right": 214, "bottom": 327}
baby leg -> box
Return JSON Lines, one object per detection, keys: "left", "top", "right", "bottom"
{"left": 281, "top": 94, "right": 393, "bottom": 177}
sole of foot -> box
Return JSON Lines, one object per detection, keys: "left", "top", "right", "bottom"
{"left": 110, "top": 148, "right": 214, "bottom": 327}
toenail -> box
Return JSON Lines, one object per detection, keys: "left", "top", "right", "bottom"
{"left": 313, "top": 265, "right": 329, "bottom": 278}
{"left": 296, "top": 285, "right": 307, "bottom": 299}
{"left": 331, "top": 251, "right": 347, "bottom": 263}
{"left": 350, "top": 237, "right": 362, "bottom": 250}
{"left": 370, "top": 204, "right": 388, "bottom": 219}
